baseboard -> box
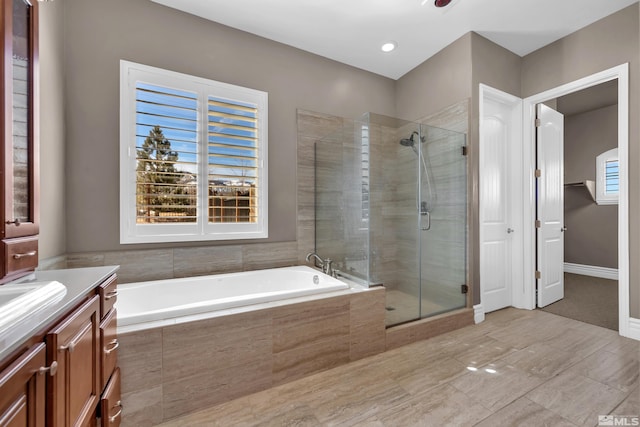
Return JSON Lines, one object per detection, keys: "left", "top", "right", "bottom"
{"left": 563, "top": 262, "right": 618, "bottom": 280}
{"left": 473, "top": 304, "right": 485, "bottom": 324}
{"left": 625, "top": 318, "right": 640, "bottom": 341}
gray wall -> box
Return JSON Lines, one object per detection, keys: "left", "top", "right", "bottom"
{"left": 469, "top": 33, "right": 523, "bottom": 306}
{"left": 38, "top": 0, "right": 66, "bottom": 260}
{"left": 521, "top": 3, "right": 639, "bottom": 315}
{"left": 564, "top": 105, "right": 618, "bottom": 269}
{"left": 61, "top": 0, "right": 395, "bottom": 253}
{"left": 395, "top": 33, "right": 472, "bottom": 121}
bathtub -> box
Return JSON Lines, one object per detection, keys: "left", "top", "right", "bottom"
{"left": 117, "top": 267, "right": 386, "bottom": 423}
{"left": 116, "top": 265, "right": 350, "bottom": 331}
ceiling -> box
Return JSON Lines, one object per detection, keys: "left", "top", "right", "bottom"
{"left": 150, "top": 0, "right": 638, "bottom": 80}
{"left": 556, "top": 80, "right": 619, "bottom": 116}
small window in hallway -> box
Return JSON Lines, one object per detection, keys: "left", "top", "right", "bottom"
{"left": 596, "top": 147, "right": 619, "bottom": 205}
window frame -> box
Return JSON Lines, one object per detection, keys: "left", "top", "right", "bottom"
{"left": 595, "top": 147, "right": 618, "bottom": 206}
{"left": 119, "top": 60, "right": 268, "bottom": 244}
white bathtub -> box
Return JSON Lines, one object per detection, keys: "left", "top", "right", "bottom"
{"left": 116, "top": 265, "right": 349, "bottom": 331}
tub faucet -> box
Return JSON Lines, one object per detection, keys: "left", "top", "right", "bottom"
{"left": 305, "top": 252, "right": 335, "bottom": 277}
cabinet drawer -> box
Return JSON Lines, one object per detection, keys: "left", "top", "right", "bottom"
{"left": 100, "top": 308, "right": 118, "bottom": 391}
{"left": 3, "top": 237, "right": 38, "bottom": 279}
{"left": 100, "top": 368, "right": 121, "bottom": 427}
{"left": 98, "top": 276, "right": 118, "bottom": 320}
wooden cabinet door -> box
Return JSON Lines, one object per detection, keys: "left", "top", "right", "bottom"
{"left": 1, "top": 0, "right": 40, "bottom": 241}
{"left": 46, "top": 296, "right": 100, "bottom": 427}
{"left": 0, "top": 343, "right": 47, "bottom": 427}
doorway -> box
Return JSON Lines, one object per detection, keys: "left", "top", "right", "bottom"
{"left": 537, "top": 81, "right": 619, "bottom": 330}
{"left": 479, "top": 63, "right": 630, "bottom": 337}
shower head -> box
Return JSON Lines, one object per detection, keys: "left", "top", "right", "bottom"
{"left": 399, "top": 137, "right": 415, "bottom": 147}
{"left": 399, "top": 131, "right": 425, "bottom": 148}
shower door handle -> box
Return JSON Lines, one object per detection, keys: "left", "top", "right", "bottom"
{"left": 421, "top": 211, "right": 431, "bottom": 231}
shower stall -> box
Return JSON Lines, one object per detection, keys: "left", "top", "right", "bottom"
{"left": 314, "top": 113, "right": 467, "bottom": 327}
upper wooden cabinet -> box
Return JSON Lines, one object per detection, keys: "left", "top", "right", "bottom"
{"left": 1, "top": 0, "right": 40, "bottom": 283}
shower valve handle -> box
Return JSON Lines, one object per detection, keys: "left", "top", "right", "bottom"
{"left": 421, "top": 211, "right": 431, "bottom": 231}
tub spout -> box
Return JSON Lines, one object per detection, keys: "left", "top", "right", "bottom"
{"left": 305, "top": 252, "right": 324, "bottom": 265}
{"left": 305, "top": 252, "right": 335, "bottom": 277}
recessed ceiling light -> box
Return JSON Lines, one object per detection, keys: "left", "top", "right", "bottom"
{"left": 381, "top": 41, "right": 397, "bottom": 53}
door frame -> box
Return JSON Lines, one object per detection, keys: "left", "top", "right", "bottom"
{"left": 520, "top": 63, "right": 630, "bottom": 337}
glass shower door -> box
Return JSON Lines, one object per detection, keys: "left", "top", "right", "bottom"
{"left": 419, "top": 125, "right": 467, "bottom": 317}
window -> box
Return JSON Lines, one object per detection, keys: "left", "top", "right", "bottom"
{"left": 595, "top": 147, "right": 618, "bottom": 205}
{"left": 120, "top": 61, "right": 268, "bottom": 243}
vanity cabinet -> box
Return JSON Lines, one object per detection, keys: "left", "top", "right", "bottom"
{"left": 0, "top": 270, "right": 120, "bottom": 427}
{"left": 1, "top": 0, "right": 40, "bottom": 284}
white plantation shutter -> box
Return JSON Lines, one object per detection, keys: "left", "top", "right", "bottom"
{"left": 207, "top": 96, "right": 259, "bottom": 223}
{"left": 596, "top": 148, "right": 618, "bottom": 205}
{"left": 135, "top": 83, "right": 199, "bottom": 223}
{"left": 605, "top": 160, "right": 619, "bottom": 194}
{"left": 120, "top": 61, "right": 268, "bottom": 243}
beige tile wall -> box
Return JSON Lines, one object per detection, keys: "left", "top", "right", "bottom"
{"left": 118, "top": 287, "right": 386, "bottom": 425}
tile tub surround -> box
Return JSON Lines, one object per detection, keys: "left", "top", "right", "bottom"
{"left": 118, "top": 287, "right": 386, "bottom": 425}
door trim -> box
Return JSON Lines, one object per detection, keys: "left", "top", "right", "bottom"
{"left": 521, "top": 63, "right": 630, "bottom": 337}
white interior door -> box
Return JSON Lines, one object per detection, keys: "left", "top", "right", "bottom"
{"left": 536, "top": 104, "right": 565, "bottom": 307}
{"left": 480, "top": 87, "right": 522, "bottom": 313}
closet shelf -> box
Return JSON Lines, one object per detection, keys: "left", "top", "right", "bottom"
{"left": 564, "top": 179, "right": 596, "bottom": 202}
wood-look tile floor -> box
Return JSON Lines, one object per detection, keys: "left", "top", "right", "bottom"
{"left": 156, "top": 308, "right": 640, "bottom": 426}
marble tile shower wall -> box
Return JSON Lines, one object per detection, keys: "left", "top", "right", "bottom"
{"left": 311, "top": 99, "right": 468, "bottom": 299}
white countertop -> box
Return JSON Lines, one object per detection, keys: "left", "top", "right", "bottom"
{"left": 0, "top": 265, "right": 119, "bottom": 362}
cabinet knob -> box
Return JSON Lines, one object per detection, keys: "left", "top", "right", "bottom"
{"left": 38, "top": 361, "right": 58, "bottom": 377}
{"left": 59, "top": 341, "right": 75, "bottom": 353}
{"left": 5, "top": 219, "right": 20, "bottom": 226}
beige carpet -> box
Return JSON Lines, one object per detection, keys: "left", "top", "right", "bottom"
{"left": 540, "top": 272, "right": 618, "bottom": 330}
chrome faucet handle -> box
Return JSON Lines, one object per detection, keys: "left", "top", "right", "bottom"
{"left": 324, "top": 258, "right": 333, "bottom": 275}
